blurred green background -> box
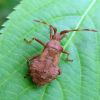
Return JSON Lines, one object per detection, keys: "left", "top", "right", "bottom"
{"left": 0, "top": 0, "right": 21, "bottom": 29}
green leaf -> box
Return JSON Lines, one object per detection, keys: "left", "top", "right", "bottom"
{"left": 0, "top": 0, "right": 100, "bottom": 100}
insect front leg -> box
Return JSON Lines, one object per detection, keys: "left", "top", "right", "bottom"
{"left": 27, "top": 55, "right": 40, "bottom": 62}
{"left": 24, "top": 37, "right": 45, "bottom": 47}
{"left": 62, "top": 50, "right": 73, "bottom": 62}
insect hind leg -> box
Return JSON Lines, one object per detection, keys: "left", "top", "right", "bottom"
{"left": 62, "top": 50, "right": 73, "bottom": 62}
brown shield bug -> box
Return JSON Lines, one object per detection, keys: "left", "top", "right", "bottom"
{"left": 24, "top": 20, "right": 97, "bottom": 86}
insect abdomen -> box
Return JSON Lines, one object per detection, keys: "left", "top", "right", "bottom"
{"left": 29, "top": 57, "right": 60, "bottom": 86}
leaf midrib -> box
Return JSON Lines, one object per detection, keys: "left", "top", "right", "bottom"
{"left": 62, "top": 0, "right": 96, "bottom": 51}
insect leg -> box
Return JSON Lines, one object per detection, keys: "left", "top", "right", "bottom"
{"left": 26, "top": 55, "right": 38, "bottom": 67}
{"left": 24, "top": 37, "right": 45, "bottom": 47}
{"left": 27, "top": 55, "right": 40, "bottom": 62}
{"left": 24, "top": 59, "right": 32, "bottom": 78}
{"left": 24, "top": 71, "right": 30, "bottom": 78}
{"left": 62, "top": 50, "right": 73, "bottom": 62}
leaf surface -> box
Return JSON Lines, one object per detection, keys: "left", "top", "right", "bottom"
{"left": 0, "top": 0, "right": 100, "bottom": 100}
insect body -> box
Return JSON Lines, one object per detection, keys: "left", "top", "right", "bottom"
{"left": 24, "top": 20, "right": 97, "bottom": 86}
